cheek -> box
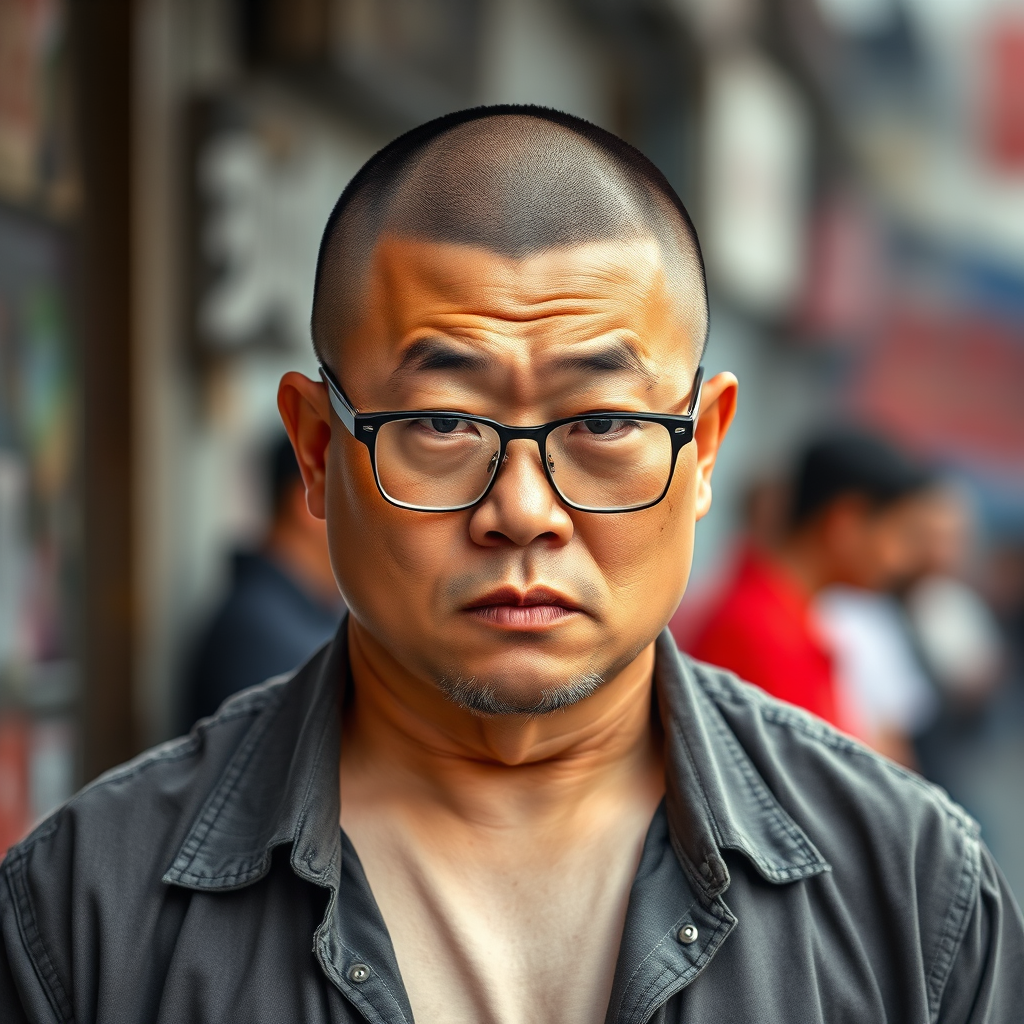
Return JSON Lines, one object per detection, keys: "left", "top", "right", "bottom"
{"left": 324, "top": 433, "right": 462, "bottom": 616}
{"left": 577, "top": 466, "right": 696, "bottom": 600}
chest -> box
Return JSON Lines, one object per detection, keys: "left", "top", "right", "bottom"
{"left": 343, "top": 818, "right": 643, "bottom": 1024}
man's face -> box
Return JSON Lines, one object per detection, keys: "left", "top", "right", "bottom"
{"left": 284, "top": 234, "right": 736, "bottom": 712}
{"left": 826, "top": 493, "right": 932, "bottom": 592}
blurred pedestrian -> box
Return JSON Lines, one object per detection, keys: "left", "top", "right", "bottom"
{"left": 680, "top": 431, "right": 933, "bottom": 739}
{"left": 904, "top": 484, "right": 1004, "bottom": 708}
{"left": 906, "top": 485, "right": 1006, "bottom": 786}
{"left": 180, "top": 434, "right": 344, "bottom": 728}
{"left": 815, "top": 584, "right": 937, "bottom": 766}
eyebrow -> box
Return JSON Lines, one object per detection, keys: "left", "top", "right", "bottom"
{"left": 391, "top": 335, "right": 657, "bottom": 384}
{"left": 549, "top": 340, "right": 656, "bottom": 383}
{"left": 391, "top": 337, "right": 489, "bottom": 379}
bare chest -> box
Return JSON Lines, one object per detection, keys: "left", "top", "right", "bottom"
{"left": 342, "top": 813, "right": 648, "bottom": 1024}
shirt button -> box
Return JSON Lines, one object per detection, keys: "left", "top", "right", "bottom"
{"left": 348, "top": 963, "right": 371, "bottom": 983}
{"left": 677, "top": 924, "right": 699, "bottom": 945}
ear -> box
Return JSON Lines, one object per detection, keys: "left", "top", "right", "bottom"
{"left": 693, "top": 371, "right": 738, "bottom": 521}
{"left": 277, "top": 371, "right": 332, "bottom": 520}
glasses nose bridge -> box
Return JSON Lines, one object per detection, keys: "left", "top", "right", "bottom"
{"left": 491, "top": 424, "right": 553, "bottom": 486}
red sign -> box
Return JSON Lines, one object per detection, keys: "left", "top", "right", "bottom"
{"left": 985, "top": 17, "right": 1024, "bottom": 172}
{"left": 853, "top": 304, "right": 1024, "bottom": 478}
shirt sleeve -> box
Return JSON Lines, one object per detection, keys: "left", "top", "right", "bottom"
{"left": 0, "top": 863, "right": 62, "bottom": 1023}
{"left": 937, "top": 844, "right": 1024, "bottom": 1023}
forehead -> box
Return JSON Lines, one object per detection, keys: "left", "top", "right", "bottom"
{"left": 342, "top": 234, "right": 699, "bottom": 371}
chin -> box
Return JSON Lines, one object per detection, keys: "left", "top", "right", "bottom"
{"left": 433, "top": 667, "right": 606, "bottom": 716}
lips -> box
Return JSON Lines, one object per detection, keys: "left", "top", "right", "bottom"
{"left": 464, "top": 585, "right": 582, "bottom": 611}
{"left": 463, "top": 585, "right": 583, "bottom": 628}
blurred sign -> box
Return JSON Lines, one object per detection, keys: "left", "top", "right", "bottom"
{"left": 0, "top": 0, "right": 76, "bottom": 214}
{"left": 194, "top": 100, "right": 374, "bottom": 353}
{"left": 0, "top": 204, "right": 78, "bottom": 843}
{"left": 798, "top": 190, "right": 887, "bottom": 345}
{"left": 0, "top": 711, "right": 75, "bottom": 855}
{"left": 854, "top": 302, "right": 1024, "bottom": 480}
{"left": 703, "top": 49, "right": 812, "bottom": 319}
{"left": 336, "top": 0, "right": 482, "bottom": 111}
{"left": 984, "top": 16, "right": 1024, "bottom": 174}
{"left": 816, "top": 0, "right": 897, "bottom": 36}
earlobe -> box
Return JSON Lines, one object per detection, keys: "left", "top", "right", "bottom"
{"left": 692, "top": 372, "right": 739, "bottom": 521}
{"left": 277, "top": 372, "right": 333, "bottom": 520}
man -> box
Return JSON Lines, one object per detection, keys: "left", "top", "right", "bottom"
{"left": 182, "top": 434, "right": 344, "bottom": 728}
{"left": 1, "top": 107, "right": 1021, "bottom": 1023}
{"left": 681, "top": 432, "right": 935, "bottom": 747}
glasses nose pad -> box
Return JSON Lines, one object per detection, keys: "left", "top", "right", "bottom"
{"left": 546, "top": 453, "right": 556, "bottom": 475}
{"left": 487, "top": 450, "right": 501, "bottom": 477}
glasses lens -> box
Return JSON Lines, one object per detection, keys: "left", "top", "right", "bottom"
{"left": 374, "top": 416, "right": 502, "bottom": 509}
{"left": 546, "top": 417, "right": 673, "bottom": 511}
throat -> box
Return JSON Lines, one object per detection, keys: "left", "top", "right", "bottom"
{"left": 338, "top": 625, "right": 665, "bottom": 1024}
{"left": 340, "top": 623, "right": 665, "bottom": 833}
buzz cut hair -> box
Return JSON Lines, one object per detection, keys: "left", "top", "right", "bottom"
{"left": 311, "top": 104, "right": 709, "bottom": 366}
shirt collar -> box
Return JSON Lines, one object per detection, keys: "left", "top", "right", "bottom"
{"left": 653, "top": 630, "right": 830, "bottom": 899}
{"left": 163, "top": 622, "right": 345, "bottom": 893}
{"left": 163, "top": 622, "right": 829, "bottom": 900}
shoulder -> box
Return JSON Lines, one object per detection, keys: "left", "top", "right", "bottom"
{"left": 0, "top": 675, "right": 299, "bottom": 1022}
{"left": 686, "top": 654, "right": 984, "bottom": 1006}
{"left": 1, "top": 675, "right": 289, "bottom": 926}
{"left": 689, "top": 653, "right": 978, "bottom": 844}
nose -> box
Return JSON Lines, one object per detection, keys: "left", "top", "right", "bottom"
{"left": 467, "top": 439, "right": 574, "bottom": 548}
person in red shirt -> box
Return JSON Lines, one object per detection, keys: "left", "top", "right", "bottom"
{"left": 678, "top": 432, "right": 932, "bottom": 737}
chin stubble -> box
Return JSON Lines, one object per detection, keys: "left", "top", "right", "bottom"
{"left": 435, "top": 671, "right": 606, "bottom": 716}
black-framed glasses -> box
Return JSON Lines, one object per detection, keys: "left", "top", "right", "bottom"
{"left": 319, "top": 362, "right": 704, "bottom": 513}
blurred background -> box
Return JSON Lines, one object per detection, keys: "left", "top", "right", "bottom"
{"left": 0, "top": 0, "right": 1022, "bottom": 892}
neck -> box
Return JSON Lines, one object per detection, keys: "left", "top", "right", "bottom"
{"left": 340, "top": 618, "right": 665, "bottom": 831}
{"left": 770, "top": 529, "right": 834, "bottom": 597}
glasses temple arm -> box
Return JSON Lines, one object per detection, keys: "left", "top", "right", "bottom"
{"left": 319, "top": 365, "right": 357, "bottom": 435}
{"left": 687, "top": 365, "right": 705, "bottom": 419}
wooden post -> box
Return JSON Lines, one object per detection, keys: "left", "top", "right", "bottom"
{"left": 69, "top": 0, "right": 138, "bottom": 779}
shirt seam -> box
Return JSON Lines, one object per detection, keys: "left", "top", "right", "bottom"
{"left": 628, "top": 905, "right": 733, "bottom": 1023}
{"left": 339, "top": 941, "right": 411, "bottom": 1024}
{"left": 610, "top": 898, "right": 697, "bottom": 1020}
{"left": 2, "top": 854, "right": 74, "bottom": 1023}
{"left": 290, "top": 697, "right": 339, "bottom": 884}
{"left": 924, "top": 830, "right": 981, "bottom": 1023}
{"left": 667, "top": 713, "right": 729, "bottom": 893}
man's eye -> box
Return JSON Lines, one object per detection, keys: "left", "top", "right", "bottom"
{"left": 578, "top": 417, "right": 640, "bottom": 436}
{"left": 430, "top": 417, "right": 461, "bottom": 433}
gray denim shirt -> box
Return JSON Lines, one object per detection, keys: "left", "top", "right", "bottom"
{"left": 2, "top": 626, "right": 1022, "bottom": 1022}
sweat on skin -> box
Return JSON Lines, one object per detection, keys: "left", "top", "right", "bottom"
{"left": 278, "top": 227, "right": 737, "bottom": 1024}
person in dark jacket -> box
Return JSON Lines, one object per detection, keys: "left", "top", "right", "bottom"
{"left": 181, "top": 435, "right": 344, "bottom": 728}
{"left": 2, "top": 106, "right": 1021, "bottom": 1024}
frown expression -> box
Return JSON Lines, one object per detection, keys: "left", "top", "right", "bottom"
{"left": 289, "top": 233, "right": 736, "bottom": 711}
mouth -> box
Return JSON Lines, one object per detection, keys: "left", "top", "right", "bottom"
{"left": 463, "top": 586, "right": 584, "bottom": 629}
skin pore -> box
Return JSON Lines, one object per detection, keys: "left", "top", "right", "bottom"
{"left": 278, "top": 233, "right": 736, "bottom": 1021}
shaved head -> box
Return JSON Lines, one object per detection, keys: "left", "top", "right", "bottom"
{"left": 311, "top": 105, "right": 708, "bottom": 366}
